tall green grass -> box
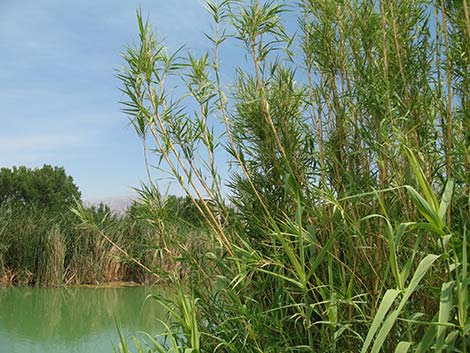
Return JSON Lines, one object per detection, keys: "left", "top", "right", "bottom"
{"left": 0, "top": 198, "right": 207, "bottom": 286}
{"left": 113, "top": 0, "right": 469, "bottom": 351}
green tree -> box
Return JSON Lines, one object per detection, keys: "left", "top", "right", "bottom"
{"left": 0, "top": 165, "right": 81, "bottom": 209}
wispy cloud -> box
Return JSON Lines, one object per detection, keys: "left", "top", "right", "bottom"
{"left": 0, "top": 0, "right": 215, "bottom": 198}
{"left": 1, "top": 134, "right": 82, "bottom": 153}
{"left": 0, "top": 132, "right": 84, "bottom": 169}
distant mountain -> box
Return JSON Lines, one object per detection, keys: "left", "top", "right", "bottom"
{"left": 85, "top": 195, "right": 138, "bottom": 215}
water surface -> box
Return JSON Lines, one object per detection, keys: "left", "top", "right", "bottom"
{"left": 0, "top": 285, "right": 165, "bottom": 353}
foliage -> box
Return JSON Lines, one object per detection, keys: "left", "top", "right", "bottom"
{"left": 114, "top": 0, "right": 470, "bottom": 351}
{"left": 128, "top": 191, "right": 206, "bottom": 228}
{"left": 0, "top": 165, "right": 81, "bottom": 209}
{"left": 0, "top": 195, "right": 210, "bottom": 286}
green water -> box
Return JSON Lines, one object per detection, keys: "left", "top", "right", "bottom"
{"left": 0, "top": 286, "right": 165, "bottom": 353}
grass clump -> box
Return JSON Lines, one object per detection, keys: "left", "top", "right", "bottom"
{"left": 113, "top": 0, "right": 469, "bottom": 352}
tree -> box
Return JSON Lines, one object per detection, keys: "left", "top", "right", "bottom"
{"left": 0, "top": 165, "right": 81, "bottom": 209}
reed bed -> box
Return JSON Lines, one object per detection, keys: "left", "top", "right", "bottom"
{"left": 111, "top": 0, "right": 470, "bottom": 351}
{"left": 0, "top": 199, "right": 205, "bottom": 286}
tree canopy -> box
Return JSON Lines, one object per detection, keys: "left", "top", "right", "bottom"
{"left": 0, "top": 165, "right": 81, "bottom": 209}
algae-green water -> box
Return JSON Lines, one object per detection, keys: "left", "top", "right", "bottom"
{"left": 0, "top": 286, "right": 165, "bottom": 353}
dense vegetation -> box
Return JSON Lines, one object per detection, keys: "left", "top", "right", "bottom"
{"left": 106, "top": 0, "right": 469, "bottom": 351}
{"left": 0, "top": 165, "right": 80, "bottom": 209}
{"left": 0, "top": 165, "right": 207, "bottom": 286}
{"left": 1, "top": 0, "right": 468, "bottom": 351}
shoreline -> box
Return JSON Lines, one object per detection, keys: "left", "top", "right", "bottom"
{"left": 0, "top": 280, "right": 151, "bottom": 289}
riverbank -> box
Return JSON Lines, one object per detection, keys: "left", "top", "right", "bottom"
{"left": 0, "top": 279, "right": 144, "bottom": 288}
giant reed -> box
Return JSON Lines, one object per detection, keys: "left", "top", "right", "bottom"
{"left": 98, "top": 0, "right": 469, "bottom": 351}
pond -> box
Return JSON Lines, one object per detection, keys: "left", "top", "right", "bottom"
{"left": 0, "top": 285, "right": 166, "bottom": 353}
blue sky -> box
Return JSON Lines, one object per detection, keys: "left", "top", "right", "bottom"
{"left": 0, "top": 0, "right": 300, "bottom": 201}
{"left": 0, "top": 0, "right": 220, "bottom": 200}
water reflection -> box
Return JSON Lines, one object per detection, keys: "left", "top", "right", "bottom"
{"left": 0, "top": 286, "right": 165, "bottom": 353}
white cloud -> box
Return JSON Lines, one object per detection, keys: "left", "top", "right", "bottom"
{"left": 1, "top": 134, "right": 81, "bottom": 152}
{"left": 0, "top": 134, "right": 83, "bottom": 160}
{"left": 0, "top": 132, "right": 88, "bottom": 169}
